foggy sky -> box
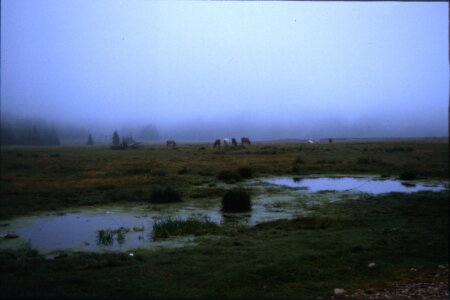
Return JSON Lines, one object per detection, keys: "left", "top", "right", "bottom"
{"left": 1, "top": 1, "right": 448, "bottom": 140}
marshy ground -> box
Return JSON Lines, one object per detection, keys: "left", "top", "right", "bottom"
{"left": 0, "top": 139, "right": 448, "bottom": 298}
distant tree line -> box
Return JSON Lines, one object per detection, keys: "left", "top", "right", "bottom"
{"left": 1, "top": 119, "right": 60, "bottom": 146}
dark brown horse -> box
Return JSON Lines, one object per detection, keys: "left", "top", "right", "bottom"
{"left": 213, "top": 139, "right": 221, "bottom": 149}
{"left": 166, "top": 140, "right": 176, "bottom": 148}
{"left": 241, "top": 137, "right": 251, "bottom": 146}
{"left": 231, "top": 138, "right": 238, "bottom": 147}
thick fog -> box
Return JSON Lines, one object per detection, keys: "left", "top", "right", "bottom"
{"left": 1, "top": 1, "right": 448, "bottom": 143}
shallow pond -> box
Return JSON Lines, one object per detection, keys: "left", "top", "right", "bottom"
{"left": 0, "top": 199, "right": 298, "bottom": 254}
{"left": 0, "top": 176, "right": 447, "bottom": 254}
{"left": 262, "top": 176, "right": 447, "bottom": 194}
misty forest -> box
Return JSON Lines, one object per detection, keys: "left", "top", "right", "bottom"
{"left": 0, "top": 1, "right": 448, "bottom": 299}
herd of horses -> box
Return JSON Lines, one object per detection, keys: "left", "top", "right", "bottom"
{"left": 166, "top": 137, "right": 251, "bottom": 149}
{"left": 115, "top": 136, "right": 332, "bottom": 150}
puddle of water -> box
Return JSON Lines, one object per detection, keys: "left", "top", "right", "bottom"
{"left": 0, "top": 200, "right": 301, "bottom": 254}
{"left": 262, "top": 176, "right": 447, "bottom": 194}
{"left": 1, "top": 176, "right": 446, "bottom": 254}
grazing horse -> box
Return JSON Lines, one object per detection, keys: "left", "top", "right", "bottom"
{"left": 166, "top": 140, "right": 176, "bottom": 148}
{"left": 222, "top": 138, "right": 231, "bottom": 148}
{"left": 241, "top": 137, "right": 251, "bottom": 146}
{"left": 231, "top": 138, "right": 238, "bottom": 147}
{"left": 213, "top": 139, "right": 221, "bottom": 149}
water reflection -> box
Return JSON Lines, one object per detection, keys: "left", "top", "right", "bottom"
{"left": 263, "top": 177, "right": 446, "bottom": 194}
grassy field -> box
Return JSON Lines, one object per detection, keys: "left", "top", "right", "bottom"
{"left": 0, "top": 139, "right": 448, "bottom": 298}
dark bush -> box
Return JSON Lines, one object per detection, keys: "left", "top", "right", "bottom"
{"left": 221, "top": 190, "right": 252, "bottom": 213}
{"left": 178, "top": 167, "right": 189, "bottom": 175}
{"left": 292, "top": 165, "right": 301, "bottom": 173}
{"left": 356, "top": 158, "right": 370, "bottom": 164}
{"left": 124, "top": 168, "right": 150, "bottom": 175}
{"left": 385, "top": 146, "right": 414, "bottom": 153}
{"left": 399, "top": 171, "right": 417, "bottom": 180}
{"left": 150, "top": 187, "right": 182, "bottom": 203}
{"left": 50, "top": 153, "right": 60, "bottom": 158}
{"left": 237, "top": 167, "right": 252, "bottom": 179}
{"left": 294, "top": 156, "right": 305, "bottom": 164}
{"left": 151, "top": 169, "right": 166, "bottom": 176}
{"left": 217, "top": 170, "right": 241, "bottom": 183}
{"left": 104, "top": 190, "right": 135, "bottom": 202}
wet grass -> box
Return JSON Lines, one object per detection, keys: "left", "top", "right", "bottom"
{"left": 152, "top": 216, "right": 220, "bottom": 240}
{"left": 0, "top": 140, "right": 447, "bottom": 218}
{"left": 0, "top": 140, "right": 448, "bottom": 297}
{"left": 0, "top": 191, "right": 447, "bottom": 298}
{"left": 149, "top": 187, "right": 182, "bottom": 203}
{"left": 97, "top": 228, "right": 130, "bottom": 246}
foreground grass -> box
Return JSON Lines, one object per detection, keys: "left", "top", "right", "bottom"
{"left": 0, "top": 139, "right": 448, "bottom": 218}
{"left": 0, "top": 191, "right": 448, "bottom": 298}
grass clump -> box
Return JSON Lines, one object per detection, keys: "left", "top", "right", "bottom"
{"left": 97, "top": 228, "right": 130, "bottom": 246}
{"left": 399, "top": 171, "right": 417, "bottom": 180}
{"left": 152, "top": 216, "right": 219, "bottom": 240}
{"left": 237, "top": 167, "right": 252, "bottom": 179}
{"left": 294, "top": 156, "right": 305, "bottom": 164}
{"left": 217, "top": 170, "right": 241, "bottom": 183}
{"left": 356, "top": 157, "right": 371, "bottom": 164}
{"left": 150, "top": 187, "right": 182, "bottom": 204}
{"left": 221, "top": 189, "right": 252, "bottom": 213}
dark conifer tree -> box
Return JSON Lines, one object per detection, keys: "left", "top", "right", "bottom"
{"left": 112, "top": 131, "right": 120, "bottom": 145}
{"left": 86, "top": 134, "right": 94, "bottom": 145}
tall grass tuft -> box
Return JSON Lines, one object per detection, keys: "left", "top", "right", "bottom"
{"left": 217, "top": 170, "right": 241, "bottom": 183}
{"left": 152, "top": 216, "right": 219, "bottom": 240}
{"left": 150, "top": 187, "right": 182, "bottom": 203}
{"left": 399, "top": 171, "right": 417, "bottom": 180}
{"left": 237, "top": 167, "right": 252, "bottom": 179}
{"left": 221, "top": 190, "right": 252, "bottom": 213}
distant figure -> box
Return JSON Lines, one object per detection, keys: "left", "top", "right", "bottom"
{"left": 329, "top": 138, "right": 333, "bottom": 144}
{"left": 222, "top": 138, "right": 231, "bottom": 148}
{"left": 241, "top": 137, "right": 251, "bottom": 146}
{"left": 166, "top": 140, "right": 176, "bottom": 148}
{"left": 213, "top": 139, "right": 221, "bottom": 149}
{"left": 231, "top": 138, "right": 238, "bottom": 147}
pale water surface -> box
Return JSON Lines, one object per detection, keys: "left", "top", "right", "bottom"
{"left": 262, "top": 177, "right": 447, "bottom": 194}
{"left": 0, "top": 176, "right": 446, "bottom": 253}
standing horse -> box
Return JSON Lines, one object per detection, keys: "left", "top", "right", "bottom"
{"left": 241, "top": 137, "right": 251, "bottom": 146}
{"left": 166, "top": 140, "right": 176, "bottom": 148}
{"left": 222, "top": 138, "right": 231, "bottom": 148}
{"left": 231, "top": 138, "right": 238, "bottom": 147}
{"left": 213, "top": 139, "right": 221, "bottom": 149}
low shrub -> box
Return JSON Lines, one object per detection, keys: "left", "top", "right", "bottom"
{"left": 103, "top": 190, "right": 136, "bottom": 202}
{"left": 124, "top": 168, "right": 150, "bottom": 175}
{"left": 150, "top": 187, "right": 182, "bottom": 203}
{"left": 385, "top": 146, "right": 414, "bottom": 153}
{"left": 221, "top": 190, "right": 252, "bottom": 213}
{"left": 237, "top": 167, "right": 252, "bottom": 179}
{"left": 356, "top": 158, "right": 371, "bottom": 164}
{"left": 294, "top": 156, "right": 305, "bottom": 165}
{"left": 178, "top": 167, "right": 189, "bottom": 175}
{"left": 399, "top": 171, "right": 417, "bottom": 180}
{"left": 151, "top": 169, "right": 166, "bottom": 176}
{"left": 217, "top": 170, "right": 241, "bottom": 183}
